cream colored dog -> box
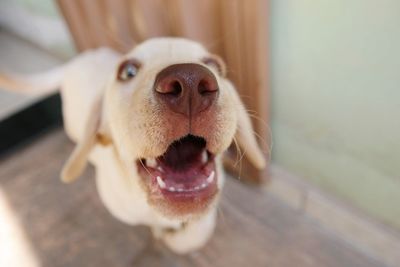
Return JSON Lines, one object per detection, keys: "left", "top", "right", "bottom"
{"left": 0, "top": 38, "right": 265, "bottom": 254}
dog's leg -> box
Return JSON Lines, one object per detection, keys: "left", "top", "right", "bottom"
{"left": 161, "top": 209, "right": 217, "bottom": 254}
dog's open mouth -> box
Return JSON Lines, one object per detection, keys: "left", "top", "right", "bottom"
{"left": 137, "top": 135, "right": 218, "bottom": 203}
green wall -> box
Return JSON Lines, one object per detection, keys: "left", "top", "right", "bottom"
{"left": 271, "top": 0, "right": 400, "bottom": 229}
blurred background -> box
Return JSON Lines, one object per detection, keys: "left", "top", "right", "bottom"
{"left": 0, "top": 1, "right": 399, "bottom": 267}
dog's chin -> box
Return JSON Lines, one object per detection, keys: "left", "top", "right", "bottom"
{"left": 137, "top": 135, "right": 219, "bottom": 220}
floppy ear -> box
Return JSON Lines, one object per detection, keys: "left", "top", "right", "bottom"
{"left": 61, "top": 95, "right": 106, "bottom": 183}
{"left": 58, "top": 48, "right": 119, "bottom": 183}
{"left": 233, "top": 89, "right": 266, "bottom": 170}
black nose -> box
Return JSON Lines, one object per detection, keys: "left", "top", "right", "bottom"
{"left": 153, "top": 63, "right": 219, "bottom": 118}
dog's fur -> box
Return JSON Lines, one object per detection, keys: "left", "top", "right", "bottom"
{"left": 0, "top": 38, "right": 265, "bottom": 253}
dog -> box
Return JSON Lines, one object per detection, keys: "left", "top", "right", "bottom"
{"left": 0, "top": 38, "right": 266, "bottom": 253}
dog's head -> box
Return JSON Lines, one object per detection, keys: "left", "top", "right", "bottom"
{"left": 62, "top": 38, "right": 265, "bottom": 220}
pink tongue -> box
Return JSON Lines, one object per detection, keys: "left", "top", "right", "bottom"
{"left": 155, "top": 135, "right": 210, "bottom": 189}
{"left": 160, "top": 163, "right": 210, "bottom": 189}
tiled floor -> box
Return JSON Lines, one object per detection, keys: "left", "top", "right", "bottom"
{"left": 267, "top": 167, "right": 400, "bottom": 267}
{"left": 0, "top": 129, "right": 387, "bottom": 267}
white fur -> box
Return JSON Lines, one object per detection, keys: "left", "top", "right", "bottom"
{"left": 0, "top": 38, "right": 265, "bottom": 254}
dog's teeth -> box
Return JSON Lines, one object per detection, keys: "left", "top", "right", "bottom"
{"left": 201, "top": 183, "right": 207, "bottom": 188}
{"left": 201, "top": 151, "right": 208, "bottom": 164}
{"left": 194, "top": 186, "right": 200, "bottom": 190}
{"left": 146, "top": 158, "right": 157, "bottom": 168}
{"left": 157, "top": 166, "right": 164, "bottom": 172}
{"left": 177, "top": 188, "right": 184, "bottom": 192}
{"left": 206, "top": 171, "right": 215, "bottom": 184}
{"left": 156, "top": 176, "right": 166, "bottom": 189}
{"left": 168, "top": 187, "right": 175, "bottom": 192}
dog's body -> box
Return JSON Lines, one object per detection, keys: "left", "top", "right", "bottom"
{"left": 0, "top": 38, "right": 265, "bottom": 253}
{"left": 61, "top": 48, "right": 215, "bottom": 252}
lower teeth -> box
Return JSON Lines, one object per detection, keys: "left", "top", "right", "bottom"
{"left": 156, "top": 171, "right": 215, "bottom": 192}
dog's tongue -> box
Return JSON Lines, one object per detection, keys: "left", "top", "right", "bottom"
{"left": 159, "top": 135, "right": 206, "bottom": 171}
{"left": 155, "top": 135, "right": 213, "bottom": 189}
{"left": 138, "top": 134, "right": 216, "bottom": 194}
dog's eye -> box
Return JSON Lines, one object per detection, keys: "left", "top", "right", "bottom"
{"left": 117, "top": 59, "right": 141, "bottom": 81}
{"left": 202, "top": 55, "right": 226, "bottom": 77}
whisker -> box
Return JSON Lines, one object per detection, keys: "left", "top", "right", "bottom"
{"left": 232, "top": 137, "right": 241, "bottom": 166}
{"left": 139, "top": 159, "right": 152, "bottom": 177}
{"left": 232, "top": 136, "right": 245, "bottom": 181}
{"left": 244, "top": 113, "right": 273, "bottom": 156}
{"left": 253, "top": 131, "right": 273, "bottom": 160}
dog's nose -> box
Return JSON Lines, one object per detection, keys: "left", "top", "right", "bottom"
{"left": 154, "top": 63, "right": 218, "bottom": 118}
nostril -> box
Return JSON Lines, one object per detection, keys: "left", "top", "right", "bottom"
{"left": 198, "top": 79, "right": 218, "bottom": 95}
{"left": 156, "top": 79, "right": 183, "bottom": 96}
{"left": 170, "top": 81, "right": 182, "bottom": 96}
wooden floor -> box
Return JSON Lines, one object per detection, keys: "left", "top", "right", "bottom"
{"left": 0, "top": 130, "right": 386, "bottom": 267}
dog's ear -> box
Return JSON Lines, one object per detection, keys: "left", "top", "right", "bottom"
{"left": 59, "top": 48, "right": 119, "bottom": 183}
{"left": 231, "top": 85, "right": 266, "bottom": 170}
{"left": 61, "top": 95, "right": 106, "bottom": 183}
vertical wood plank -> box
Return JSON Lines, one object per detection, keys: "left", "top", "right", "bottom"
{"left": 219, "top": 0, "right": 245, "bottom": 94}
{"left": 174, "top": 0, "right": 222, "bottom": 55}
{"left": 57, "top": 0, "right": 93, "bottom": 51}
{"left": 102, "top": 0, "right": 137, "bottom": 51}
{"left": 219, "top": 0, "right": 269, "bottom": 183}
{"left": 131, "top": 0, "right": 172, "bottom": 40}
{"left": 80, "top": 0, "right": 113, "bottom": 48}
{"left": 255, "top": 0, "right": 271, "bottom": 175}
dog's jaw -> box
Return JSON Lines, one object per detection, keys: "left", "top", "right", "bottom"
{"left": 136, "top": 135, "right": 221, "bottom": 220}
{"left": 93, "top": 142, "right": 224, "bottom": 225}
{"left": 136, "top": 135, "right": 219, "bottom": 219}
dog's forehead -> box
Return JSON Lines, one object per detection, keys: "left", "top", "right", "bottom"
{"left": 126, "top": 38, "right": 209, "bottom": 63}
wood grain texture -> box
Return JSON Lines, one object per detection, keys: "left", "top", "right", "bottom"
{"left": 0, "top": 130, "right": 385, "bottom": 267}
